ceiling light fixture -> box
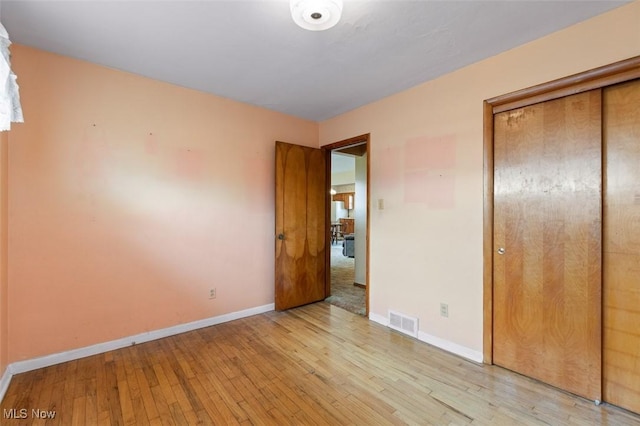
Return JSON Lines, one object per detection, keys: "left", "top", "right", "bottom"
{"left": 290, "top": 0, "right": 343, "bottom": 31}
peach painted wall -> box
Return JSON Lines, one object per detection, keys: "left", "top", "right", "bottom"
{"left": 0, "top": 131, "right": 8, "bottom": 375}
{"left": 8, "top": 45, "right": 318, "bottom": 362}
{"left": 320, "top": 2, "right": 640, "bottom": 355}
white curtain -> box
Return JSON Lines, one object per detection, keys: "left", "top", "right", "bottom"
{"left": 0, "top": 22, "right": 23, "bottom": 131}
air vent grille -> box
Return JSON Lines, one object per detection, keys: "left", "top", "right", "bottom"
{"left": 388, "top": 310, "right": 419, "bottom": 338}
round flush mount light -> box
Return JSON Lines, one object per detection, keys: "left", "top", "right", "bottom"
{"left": 290, "top": 0, "right": 343, "bottom": 31}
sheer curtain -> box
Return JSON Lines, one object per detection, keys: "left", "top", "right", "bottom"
{"left": 0, "top": 22, "right": 23, "bottom": 131}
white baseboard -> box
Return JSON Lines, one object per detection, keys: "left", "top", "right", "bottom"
{"left": 368, "top": 312, "right": 388, "bottom": 326}
{"left": 369, "top": 311, "right": 483, "bottom": 363}
{"left": 0, "top": 366, "right": 12, "bottom": 404}
{"left": 6, "top": 303, "right": 275, "bottom": 378}
{"left": 417, "top": 331, "right": 483, "bottom": 363}
{"left": 2, "top": 304, "right": 483, "bottom": 403}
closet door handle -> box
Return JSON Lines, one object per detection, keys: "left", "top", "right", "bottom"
{"left": 497, "top": 247, "right": 505, "bottom": 255}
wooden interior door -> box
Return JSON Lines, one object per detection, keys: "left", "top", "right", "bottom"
{"left": 493, "top": 90, "right": 602, "bottom": 401}
{"left": 275, "top": 141, "right": 327, "bottom": 311}
{"left": 603, "top": 79, "right": 640, "bottom": 413}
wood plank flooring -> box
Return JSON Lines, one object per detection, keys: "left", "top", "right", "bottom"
{"left": 1, "top": 302, "right": 639, "bottom": 425}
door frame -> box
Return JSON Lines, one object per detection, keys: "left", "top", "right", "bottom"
{"left": 483, "top": 56, "right": 640, "bottom": 364}
{"left": 322, "top": 133, "right": 371, "bottom": 316}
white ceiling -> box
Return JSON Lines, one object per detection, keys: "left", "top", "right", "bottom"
{"left": 1, "top": 0, "right": 629, "bottom": 121}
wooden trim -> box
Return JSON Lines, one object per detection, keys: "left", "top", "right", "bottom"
{"left": 322, "top": 133, "right": 371, "bottom": 316}
{"left": 482, "top": 101, "right": 494, "bottom": 365}
{"left": 365, "top": 134, "right": 370, "bottom": 317}
{"left": 483, "top": 55, "right": 640, "bottom": 365}
{"left": 489, "top": 56, "right": 640, "bottom": 114}
{"left": 324, "top": 148, "right": 332, "bottom": 297}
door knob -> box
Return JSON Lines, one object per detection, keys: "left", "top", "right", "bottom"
{"left": 497, "top": 247, "right": 505, "bottom": 255}
{"left": 277, "top": 234, "right": 285, "bottom": 240}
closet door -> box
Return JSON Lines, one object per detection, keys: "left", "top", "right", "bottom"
{"left": 493, "top": 90, "right": 602, "bottom": 401}
{"left": 603, "top": 79, "right": 640, "bottom": 413}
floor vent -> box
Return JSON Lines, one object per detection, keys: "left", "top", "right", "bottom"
{"left": 388, "top": 310, "right": 419, "bottom": 338}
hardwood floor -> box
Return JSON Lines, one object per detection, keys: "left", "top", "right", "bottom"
{"left": 2, "top": 302, "right": 639, "bottom": 425}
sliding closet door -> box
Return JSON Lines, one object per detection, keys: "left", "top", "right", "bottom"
{"left": 493, "top": 90, "right": 602, "bottom": 401}
{"left": 603, "top": 79, "right": 640, "bottom": 413}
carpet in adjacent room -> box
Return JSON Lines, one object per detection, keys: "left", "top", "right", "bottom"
{"left": 325, "top": 242, "right": 365, "bottom": 316}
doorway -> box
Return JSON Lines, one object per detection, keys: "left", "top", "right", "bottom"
{"left": 323, "top": 135, "right": 370, "bottom": 316}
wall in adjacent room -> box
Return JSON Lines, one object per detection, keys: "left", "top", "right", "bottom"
{"left": 331, "top": 170, "right": 355, "bottom": 186}
{"left": 354, "top": 153, "right": 366, "bottom": 286}
{"left": 7, "top": 45, "right": 318, "bottom": 362}
{"left": 319, "top": 2, "right": 640, "bottom": 358}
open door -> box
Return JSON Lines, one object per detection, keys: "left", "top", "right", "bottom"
{"left": 275, "top": 141, "right": 327, "bottom": 311}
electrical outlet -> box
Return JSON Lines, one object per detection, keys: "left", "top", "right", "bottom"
{"left": 440, "top": 303, "right": 449, "bottom": 318}
{"left": 209, "top": 288, "right": 216, "bottom": 299}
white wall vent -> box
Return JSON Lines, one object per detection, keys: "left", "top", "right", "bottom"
{"left": 388, "top": 310, "right": 419, "bottom": 338}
